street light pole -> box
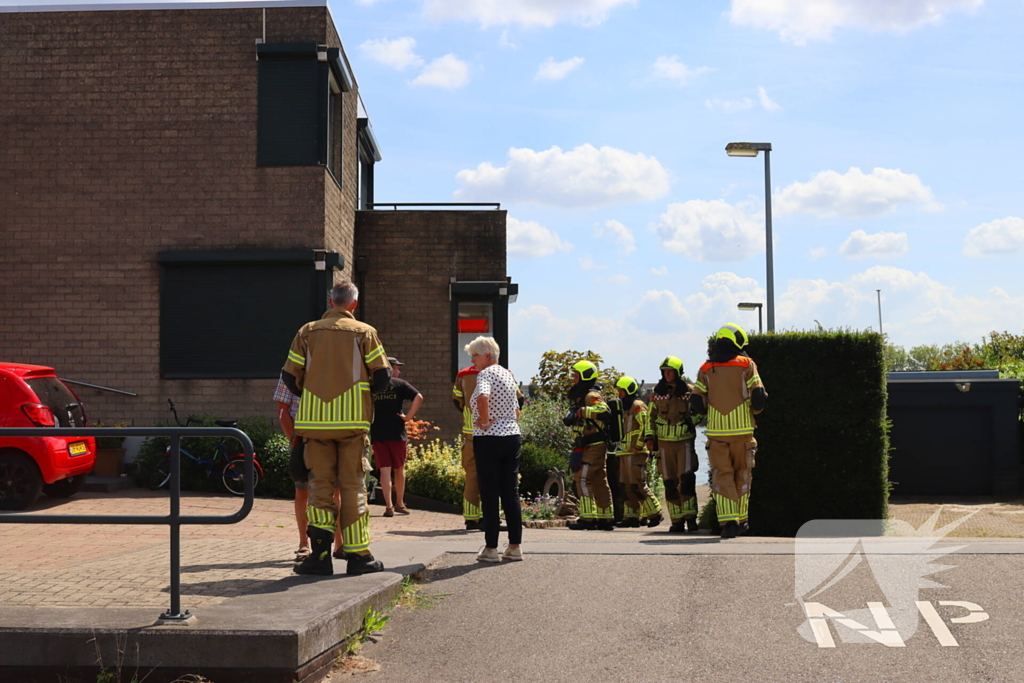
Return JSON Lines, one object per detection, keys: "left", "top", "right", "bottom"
{"left": 726, "top": 142, "right": 775, "bottom": 332}
{"left": 877, "top": 289, "right": 883, "bottom": 335}
{"left": 764, "top": 149, "right": 774, "bottom": 333}
{"left": 737, "top": 302, "right": 763, "bottom": 335}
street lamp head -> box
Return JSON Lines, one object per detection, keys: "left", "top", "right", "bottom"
{"left": 726, "top": 142, "right": 772, "bottom": 158}
{"left": 737, "top": 302, "right": 763, "bottom": 311}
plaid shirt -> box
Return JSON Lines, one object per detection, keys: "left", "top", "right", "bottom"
{"left": 273, "top": 377, "right": 300, "bottom": 419}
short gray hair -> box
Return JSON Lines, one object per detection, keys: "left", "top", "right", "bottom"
{"left": 331, "top": 281, "right": 359, "bottom": 307}
{"left": 464, "top": 336, "right": 500, "bottom": 361}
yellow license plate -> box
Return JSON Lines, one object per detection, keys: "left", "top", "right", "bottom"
{"left": 68, "top": 441, "right": 88, "bottom": 456}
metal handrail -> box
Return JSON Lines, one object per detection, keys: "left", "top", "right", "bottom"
{"left": 0, "top": 427, "right": 254, "bottom": 621}
{"left": 58, "top": 377, "right": 138, "bottom": 397}
{"left": 367, "top": 202, "right": 501, "bottom": 210}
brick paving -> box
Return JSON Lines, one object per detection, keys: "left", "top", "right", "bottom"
{"left": 2, "top": 488, "right": 1023, "bottom": 612}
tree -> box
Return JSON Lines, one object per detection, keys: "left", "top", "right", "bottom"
{"left": 531, "top": 350, "right": 623, "bottom": 402}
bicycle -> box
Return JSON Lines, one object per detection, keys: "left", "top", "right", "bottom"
{"left": 148, "top": 399, "right": 264, "bottom": 496}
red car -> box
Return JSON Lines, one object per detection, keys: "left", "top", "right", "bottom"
{"left": 0, "top": 362, "right": 95, "bottom": 510}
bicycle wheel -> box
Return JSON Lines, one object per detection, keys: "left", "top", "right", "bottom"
{"left": 148, "top": 459, "right": 170, "bottom": 490}
{"left": 221, "top": 458, "right": 258, "bottom": 496}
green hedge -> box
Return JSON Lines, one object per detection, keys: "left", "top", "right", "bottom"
{"left": 743, "top": 331, "right": 890, "bottom": 536}
{"left": 519, "top": 443, "right": 567, "bottom": 497}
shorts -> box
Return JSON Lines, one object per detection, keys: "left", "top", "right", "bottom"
{"left": 372, "top": 441, "right": 408, "bottom": 469}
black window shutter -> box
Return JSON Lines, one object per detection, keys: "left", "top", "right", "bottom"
{"left": 160, "top": 263, "right": 318, "bottom": 378}
{"left": 258, "top": 56, "right": 321, "bottom": 166}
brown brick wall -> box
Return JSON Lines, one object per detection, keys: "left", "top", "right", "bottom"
{"left": 0, "top": 7, "right": 358, "bottom": 426}
{"left": 354, "top": 210, "right": 508, "bottom": 439}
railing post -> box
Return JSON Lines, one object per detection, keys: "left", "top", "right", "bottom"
{"left": 160, "top": 434, "right": 190, "bottom": 621}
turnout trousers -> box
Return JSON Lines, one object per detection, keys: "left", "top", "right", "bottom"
{"left": 659, "top": 439, "right": 699, "bottom": 522}
{"left": 574, "top": 442, "right": 614, "bottom": 520}
{"left": 619, "top": 453, "right": 662, "bottom": 519}
{"left": 304, "top": 434, "right": 372, "bottom": 556}
{"left": 461, "top": 437, "right": 482, "bottom": 522}
{"left": 706, "top": 435, "right": 757, "bottom": 526}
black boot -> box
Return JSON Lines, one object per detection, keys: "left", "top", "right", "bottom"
{"left": 685, "top": 518, "right": 700, "bottom": 533}
{"left": 615, "top": 518, "right": 641, "bottom": 528}
{"left": 465, "top": 519, "right": 481, "bottom": 531}
{"left": 294, "top": 526, "right": 333, "bottom": 576}
{"left": 738, "top": 521, "right": 749, "bottom": 535}
{"left": 596, "top": 519, "right": 616, "bottom": 531}
{"left": 347, "top": 552, "right": 385, "bottom": 576}
{"left": 568, "top": 518, "right": 595, "bottom": 530}
{"left": 668, "top": 521, "right": 687, "bottom": 533}
{"left": 721, "top": 521, "right": 739, "bottom": 540}
{"left": 646, "top": 512, "right": 664, "bottom": 528}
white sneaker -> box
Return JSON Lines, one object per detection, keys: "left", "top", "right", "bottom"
{"left": 476, "top": 547, "right": 501, "bottom": 563}
{"left": 501, "top": 546, "right": 524, "bottom": 561}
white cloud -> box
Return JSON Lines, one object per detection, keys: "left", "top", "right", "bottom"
{"left": 358, "top": 37, "right": 424, "bottom": 71}
{"left": 355, "top": 0, "right": 390, "bottom": 5}
{"left": 774, "top": 167, "right": 937, "bottom": 218}
{"left": 651, "top": 55, "right": 712, "bottom": 86}
{"left": 705, "top": 97, "right": 754, "bottom": 113}
{"left": 651, "top": 266, "right": 668, "bottom": 276}
{"left": 535, "top": 56, "right": 585, "bottom": 81}
{"left": 758, "top": 86, "right": 782, "bottom": 112}
{"left": 729, "top": 0, "right": 984, "bottom": 45}
{"left": 578, "top": 255, "right": 606, "bottom": 270}
{"left": 808, "top": 246, "right": 827, "bottom": 261}
{"left": 423, "top": 0, "right": 637, "bottom": 28}
{"left": 652, "top": 199, "right": 764, "bottom": 263}
{"left": 964, "top": 217, "right": 1024, "bottom": 257}
{"left": 506, "top": 217, "right": 573, "bottom": 258}
{"left": 455, "top": 144, "right": 670, "bottom": 208}
{"left": 839, "top": 230, "right": 909, "bottom": 259}
{"left": 411, "top": 54, "right": 471, "bottom": 89}
{"left": 499, "top": 29, "right": 519, "bottom": 49}
{"left": 594, "top": 219, "right": 636, "bottom": 254}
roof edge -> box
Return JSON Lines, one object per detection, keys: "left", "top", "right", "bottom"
{"left": 0, "top": 0, "right": 325, "bottom": 14}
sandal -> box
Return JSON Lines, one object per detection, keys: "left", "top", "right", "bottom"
{"left": 395, "top": 505, "right": 410, "bottom": 515}
{"left": 383, "top": 508, "right": 394, "bottom": 517}
{"left": 294, "top": 546, "right": 311, "bottom": 562}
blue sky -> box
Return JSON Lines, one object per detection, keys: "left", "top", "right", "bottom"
{"left": 337, "top": 0, "right": 1024, "bottom": 382}
{"left": 13, "top": 0, "right": 1021, "bottom": 382}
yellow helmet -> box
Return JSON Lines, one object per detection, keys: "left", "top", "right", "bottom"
{"left": 572, "top": 360, "right": 598, "bottom": 382}
{"left": 717, "top": 323, "right": 749, "bottom": 349}
{"left": 659, "top": 356, "right": 683, "bottom": 373}
{"left": 615, "top": 376, "right": 639, "bottom": 395}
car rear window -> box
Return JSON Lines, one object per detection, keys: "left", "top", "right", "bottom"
{"left": 25, "top": 377, "right": 86, "bottom": 427}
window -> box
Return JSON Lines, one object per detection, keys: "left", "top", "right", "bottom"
{"left": 158, "top": 251, "right": 342, "bottom": 379}
{"left": 449, "top": 280, "right": 518, "bottom": 378}
{"left": 456, "top": 301, "right": 493, "bottom": 371}
{"left": 257, "top": 44, "right": 349, "bottom": 176}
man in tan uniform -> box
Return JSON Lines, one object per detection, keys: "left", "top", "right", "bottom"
{"left": 645, "top": 356, "right": 701, "bottom": 533}
{"left": 564, "top": 361, "right": 615, "bottom": 531}
{"left": 283, "top": 282, "right": 392, "bottom": 575}
{"left": 690, "top": 323, "right": 767, "bottom": 539}
{"left": 611, "top": 376, "right": 663, "bottom": 528}
{"left": 452, "top": 365, "right": 483, "bottom": 530}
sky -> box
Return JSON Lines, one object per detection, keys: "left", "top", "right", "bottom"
{"left": 11, "top": 0, "right": 1024, "bottom": 384}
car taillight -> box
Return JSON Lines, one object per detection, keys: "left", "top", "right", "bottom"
{"left": 21, "top": 403, "right": 56, "bottom": 427}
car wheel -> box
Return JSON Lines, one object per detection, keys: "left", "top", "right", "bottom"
{"left": 42, "top": 474, "right": 87, "bottom": 498}
{"left": 0, "top": 452, "right": 44, "bottom": 510}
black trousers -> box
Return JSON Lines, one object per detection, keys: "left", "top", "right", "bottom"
{"left": 474, "top": 434, "right": 523, "bottom": 549}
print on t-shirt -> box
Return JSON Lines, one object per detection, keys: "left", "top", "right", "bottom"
{"left": 371, "top": 378, "right": 420, "bottom": 442}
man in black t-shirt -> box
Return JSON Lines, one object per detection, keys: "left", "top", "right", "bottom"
{"left": 371, "top": 357, "right": 424, "bottom": 516}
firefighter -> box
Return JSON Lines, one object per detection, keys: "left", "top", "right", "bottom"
{"left": 283, "top": 282, "right": 392, "bottom": 576}
{"left": 690, "top": 323, "right": 767, "bottom": 539}
{"left": 452, "top": 364, "right": 483, "bottom": 530}
{"left": 612, "top": 376, "right": 663, "bottom": 528}
{"left": 563, "top": 360, "right": 615, "bottom": 530}
{"left": 645, "top": 356, "right": 701, "bottom": 533}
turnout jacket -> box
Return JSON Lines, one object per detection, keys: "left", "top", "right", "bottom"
{"left": 615, "top": 398, "right": 650, "bottom": 456}
{"left": 282, "top": 308, "right": 391, "bottom": 440}
{"left": 571, "top": 388, "right": 610, "bottom": 446}
{"left": 645, "top": 381, "right": 699, "bottom": 443}
{"left": 452, "top": 366, "right": 479, "bottom": 436}
{"left": 692, "top": 356, "right": 766, "bottom": 438}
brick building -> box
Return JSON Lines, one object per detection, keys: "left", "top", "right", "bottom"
{"left": 0, "top": 0, "right": 516, "bottom": 438}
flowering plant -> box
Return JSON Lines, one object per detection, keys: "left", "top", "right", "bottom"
{"left": 520, "top": 493, "right": 560, "bottom": 520}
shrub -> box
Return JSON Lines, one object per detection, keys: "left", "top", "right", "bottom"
{"left": 518, "top": 443, "right": 567, "bottom": 497}
{"left": 404, "top": 438, "right": 464, "bottom": 506}
{"left": 521, "top": 494, "right": 560, "bottom": 520}
{"left": 519, "top": 397, "right": 574, "bottom": 455}
{"left": 743, "top": 330, "right": 889, "bottom": 536}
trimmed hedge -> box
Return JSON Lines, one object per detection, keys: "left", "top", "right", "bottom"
{"left": 743, "top": 330, "right": 890, "bottom": 536}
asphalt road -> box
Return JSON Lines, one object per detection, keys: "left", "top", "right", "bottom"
{"left": 360, "top": 550, "right": 1024, "bottom": 682}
